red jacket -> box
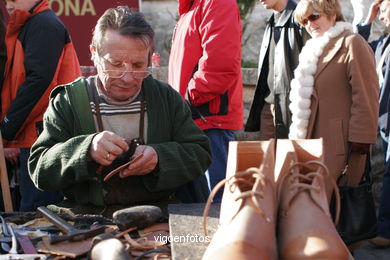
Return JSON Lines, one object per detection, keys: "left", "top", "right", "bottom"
{"left": 168, "top": 0, "right": 243, "bottom": 130}
{"left": 1, "top": 0, "right": 81, "bottom": 148}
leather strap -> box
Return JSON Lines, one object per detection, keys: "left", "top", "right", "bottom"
{"left": 92, "top": 86, "right": 104, "bottom": 132}
{"left": 92, "top": 84, "right": 145, "bottom": 138}
{"left": 339, "top": 146, "right": 371, "bottom": 186}
{"left": 93, "top": 84, "right": 146, "bottom": 175}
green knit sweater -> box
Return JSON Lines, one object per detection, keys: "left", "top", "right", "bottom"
{"left": 28, "top": 76, "right": 211, "bottom": 206}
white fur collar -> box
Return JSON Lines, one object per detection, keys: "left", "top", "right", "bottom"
{"left": 288, "top": 22, "right": 352, "bottom": 139}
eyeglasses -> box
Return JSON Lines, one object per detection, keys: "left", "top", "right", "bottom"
{"left": 102, "top": 69, "right": 151, "bottom": 79}
{"left": 96, "top": 54, "right": 151, "bottom": 79}
{"left": 302, "top": 13, "right": 321, "bottom": 26}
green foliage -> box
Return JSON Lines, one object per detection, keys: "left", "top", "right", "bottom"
{"left": 237, "top": 0, "right": 256, "bottom": 21}
{"left": 241, "top": 60, "right": 258, "bottom": 68}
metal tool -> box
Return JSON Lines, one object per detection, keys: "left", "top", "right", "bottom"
{"left": 0, "top": 215, "right": 11, "bottom": 252}
{"left": 8, "top": 224, "right": 18, "bottom": 254}
{"left": 37, "top": 206, "right": 106, "bottom": 244}
{"left": 0, "top": 220, "right": 47, "bottom": 260}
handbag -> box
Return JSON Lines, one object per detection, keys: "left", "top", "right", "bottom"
{"left": 331, "top": 148, "right": 378, "bottom": 245}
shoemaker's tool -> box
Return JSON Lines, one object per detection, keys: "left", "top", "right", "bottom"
{"left": 37, "top": 206, "right": 106, "bottom": 244}
{"left": 0, "top": 224, "right": 47, "bottom": 260}
{"left": 103, "top": 153, "right": 144, "bottom": 182}
{"left": 0, "top": 216, "right": 11, "bottom": 252}
{"left": 112, "top": 205, "right": 163, "bottom": 231}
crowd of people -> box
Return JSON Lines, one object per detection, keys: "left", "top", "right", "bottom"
{"left": 0, "top": 0, "right": 389, "bottom": 255}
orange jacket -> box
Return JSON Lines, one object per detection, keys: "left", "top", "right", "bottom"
{"left": 1, "top": 0, "right": 81, "bottom": 148}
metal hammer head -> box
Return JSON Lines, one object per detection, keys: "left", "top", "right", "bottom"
{"left": 37, "top": 206, "right": 106, "bottom": 244}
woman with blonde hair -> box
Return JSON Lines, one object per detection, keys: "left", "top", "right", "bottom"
{"left": 290, "top": 0, "right": 379, "bottom": 199}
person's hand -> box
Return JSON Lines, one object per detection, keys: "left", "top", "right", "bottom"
{"left": 119, "top": 145, "right": 158, "bottom": 177}
{"left": 365, "top": 0, "right": 382, "bottom": 25}
{"left": 89, "top": 131, "right": 129, "bottom": 166}
{"left": 4, "top": 148, "right": 20, "bottom": 164}
{"left": 350, "top": 142, "right": 371, "bottom": 154}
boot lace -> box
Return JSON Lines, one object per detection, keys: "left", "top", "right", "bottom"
{"left": 278, "top": 160, "right": 341, "bottom": 225}
{"left": 202, "top": 167, "right": 273, "bottom": 236}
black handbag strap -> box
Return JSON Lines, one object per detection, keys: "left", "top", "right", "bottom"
{"left": 338, "top": 146, "right": 371, "bottom": 186}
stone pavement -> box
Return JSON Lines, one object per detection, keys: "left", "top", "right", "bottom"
{"left": 169, "top": 203, "right": 390, "bottom": 259}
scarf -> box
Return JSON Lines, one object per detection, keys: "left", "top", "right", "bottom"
{"left": 288, "top": 22, "right": 353, "bottom": 139}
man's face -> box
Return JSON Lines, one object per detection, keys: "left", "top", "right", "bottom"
{"left": 258, "top": 0, "right": 281, "bottom": 10}
{"left": 4, "top": 0, "right": 38, "bottom": 15}
{"left": 379, "top": 1, "right": 390, "bottom": 28}
{"left": 92, "top": 30, "right": 150, "bottom": 102}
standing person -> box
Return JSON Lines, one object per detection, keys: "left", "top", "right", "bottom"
{"left": 291, "top": 0, "right": 378, "bottom": 200}
{"left": 28, "top": 6, "right": 211, "bottom": 217}
{"left": 357, "top": 0, "right": 390, "bottom": 247}
{"left": 1, "top": 0, "right": 81, "bottom": 211}
{"left": 168, "top": 0, "right": 244, "bottom": 202}
{"left": 245, "top": 0, "right": 310, "bottom": 139}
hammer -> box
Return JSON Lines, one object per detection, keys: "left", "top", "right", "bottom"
{"left": 37, "top": 206, "right": 106, "bottom": 244}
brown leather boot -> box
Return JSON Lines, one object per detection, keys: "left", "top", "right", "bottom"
{"left": 276, "top": 139, "right": 350, "bottom": 260}
{"left": 202, "top": 140, "right": 277, "bottom": 260}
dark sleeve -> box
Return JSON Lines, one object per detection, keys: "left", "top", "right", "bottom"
{"left": 29, "top": 89, "right": 97, "bottom": 191}
{"left": 0, "top": 8, "right": 6, "bottom": 92}
{"left": 356, "top": 23, "right": 380, "bottom": 51}
{"left": 0, "top": 12, "right": 66, "bottom": 140}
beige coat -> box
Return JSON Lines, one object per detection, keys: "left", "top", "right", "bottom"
{"left": 305, "top": 31, "right": 379, "bottom": 198}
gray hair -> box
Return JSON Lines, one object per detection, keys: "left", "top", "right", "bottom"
{"left": 91, "top": 6, "right": 155, "bottom": 58}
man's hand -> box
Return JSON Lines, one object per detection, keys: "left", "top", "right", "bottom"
{"left": 119, "top": 145, "right": 158, "bottom": 177}
{"left": 365, "top": 0, "right": 382, "bottom": 25}
{"left": 4, "top": 148, "right": 20, "bottom": 164}
{"left": 89, "top": 131, "right": 129, "bottom": 166}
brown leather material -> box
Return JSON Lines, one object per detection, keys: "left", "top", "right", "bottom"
{"left": 203, "top": 140, "right": 277, "bottom": 260}
{"left": 276, "top": 139, "right": 349, "bottom": 260}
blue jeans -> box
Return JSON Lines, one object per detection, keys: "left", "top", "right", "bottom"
{"left": 204, "top": 129, "right": 235, "bottom": 203}
{"left": 19, "top": 148, "right": 63, "bottom": 212}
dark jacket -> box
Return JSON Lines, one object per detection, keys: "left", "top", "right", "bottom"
{"left": 357, "top": 24, "right": 390, "bottom": 151}
{"left": 0, "top": 0, "right": 80, "bottom": 148}
{"left": 245, "top": 0, "right": 309, "bottom": 137}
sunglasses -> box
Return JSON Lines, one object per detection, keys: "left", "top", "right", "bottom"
{"left": 303, "top": 13, "right": 321, "bottom": 26}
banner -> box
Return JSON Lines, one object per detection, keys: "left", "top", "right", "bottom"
{"left": 50, "top": 0, "right": 140, "bottom": 66}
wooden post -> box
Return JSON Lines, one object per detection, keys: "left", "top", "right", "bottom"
{"left": 0, "top": 132, "right": 14, "bottom": 212}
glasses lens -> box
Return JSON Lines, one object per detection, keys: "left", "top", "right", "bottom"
{"left": 105, "top": 70, "right": 123, "bottom": 78}
{"left": 303, "top": 13, "right": 321, "bottom": 25}
{"left": 132, "top": 71, "right": 150, "bottom": 79}
{"left": 103, "top": 70, "right": 151, "bottom": 79}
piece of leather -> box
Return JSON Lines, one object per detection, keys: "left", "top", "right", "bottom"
{"left": 38, "top": 236, "right": 93, "bottom": 258}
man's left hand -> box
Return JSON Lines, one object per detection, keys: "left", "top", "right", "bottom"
{"left": 119, "top": 145, "right": 158, "bottom": 177}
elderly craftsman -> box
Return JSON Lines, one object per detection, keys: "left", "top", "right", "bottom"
{"left": 28, "top": 6, "right": 211, "bottom": 216}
